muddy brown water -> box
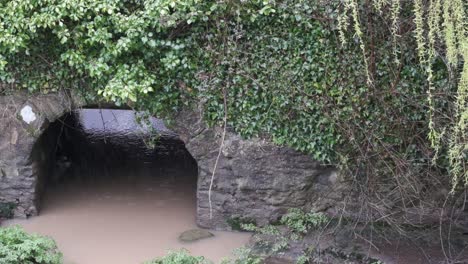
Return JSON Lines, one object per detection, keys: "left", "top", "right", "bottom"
{"left": 4, "top": 165, "right": 250, "bottom": 264}
{"left": 4, "top": 109, "right": 250, "bottom": 263}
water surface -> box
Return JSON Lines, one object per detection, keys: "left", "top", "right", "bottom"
{"left": 5, "top": 165, "right": 250, "bottom": 264}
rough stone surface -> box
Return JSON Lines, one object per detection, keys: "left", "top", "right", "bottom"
{"left": 179, "top": 229, "right": 214, "bottom": 242}
{"left": 170, "top": 107, "right": 347, "bottom": 230}
{"left": 0, "top": 91, "right": 78, "bottom": 217}
{"left": 0, "top": 91, "right": 345, "bottom": 229}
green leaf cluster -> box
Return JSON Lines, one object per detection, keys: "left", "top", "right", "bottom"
{"left": 0, "top": 226, "right": 63, "bottom": 264}
{"left": 236, "top": 208, "right": 329, "bottom": 263}
{"left": 280, "top": 209, "right": 328, "bottom": 234}
{"left": 144, "top": 249, "right": 209, "bottom": 264}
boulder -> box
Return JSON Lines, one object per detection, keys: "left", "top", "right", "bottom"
{"left": 179, "top": 229, "right": 214, "bottom": 242}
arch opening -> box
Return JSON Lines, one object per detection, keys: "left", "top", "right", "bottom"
{"left": 19, "top": 108, "right": 251, "bottom": 263}
{"left": 32, "top": 109, "right": 198, "bottom": 213}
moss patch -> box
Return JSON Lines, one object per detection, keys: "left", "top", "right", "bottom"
{"left": 0, "top": 202, "right": 16, "bottom": 219}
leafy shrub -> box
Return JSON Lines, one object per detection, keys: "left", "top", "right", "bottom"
{"left": 280, "top": 209, "right": 329, "bottom": 234}
{"left": 144, "top": 249, "right": 209, "bottom": 264}
{"left": 239, "top": 209, "right": 329, "bottom": 256}
{"left": 296, "top": 254, "right": 310, "bottom": 264}
{"left": 0, "top": 226, "right": 63, "bottom": 264}
{"left": 241, "top": 223, "right": 280, "bottom": 235}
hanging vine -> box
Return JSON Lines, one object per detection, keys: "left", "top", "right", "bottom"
{"left": 338, "top": 0, "right": 467, "bottom": 189}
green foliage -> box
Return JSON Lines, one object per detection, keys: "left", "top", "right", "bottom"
{"left": 241, "top": 223, "right": 280, "bottom": 236}
{"left": 226, "top": 217, "right": 256, "bottom": 231}
{"left": 197, "top": 1, "right": 352, "bottom": 162}
{"left": 0, "top": 202, "right": 15, "bottom": 219}
{"left": 239, "top": 208, "right": 329, "bottom": 258}
{"left": 280, "top": 209, "right": 329, "bottom": 234}
{"left": 221, "top": 247, "right": 263, "bottom": 264}
{"left": 0, "top": 0, "right": 388, "bottom": 163}
{"left": 0, "top": 0, "right": 205, "bottom": 113}
{"left": 296, "top": 254, "right": 310, "bottom": 264}
{"left": 144, "top": 249, "right": 209, "bottom": 264}
{"left": 0, "top": 226, "right": 63, "bottom": 264}
{"left": 241, "top": 222, "right": 289, "bottom": 253}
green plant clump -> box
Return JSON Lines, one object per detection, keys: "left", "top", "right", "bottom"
{"left": 144, "top": 249, "right": 209, "bottom": 264}
{"left": 0, "top": 226, "right": 63, "bottom": 264}
{"left": 221, "top": 247, "right": 263, "bottom": 264}
{"left": 280, "top": 209, "right": 329, "bottom": 234}
{"left": 226, "top": 217, "right": 256, "bottom": 231}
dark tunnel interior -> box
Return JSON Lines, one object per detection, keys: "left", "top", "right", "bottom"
{"left": 31, "top": 109, "right": 198, "bottom": 212}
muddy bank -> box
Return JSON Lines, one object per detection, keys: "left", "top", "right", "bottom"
{"left": 248, "top": 223, "right": 468, "bottom": 264}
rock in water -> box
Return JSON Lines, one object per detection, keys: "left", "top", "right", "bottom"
{"left": 179, "top": 229, "right": 214, "bottom": 242}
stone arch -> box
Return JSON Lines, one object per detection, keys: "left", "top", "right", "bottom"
{"left": 0, "top": 91, "right": 81, "bottom": 217}
{"left": 0, "top": 91, "right": 344, "bottom": 230}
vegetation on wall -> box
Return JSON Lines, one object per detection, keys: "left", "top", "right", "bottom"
{"left": 0, "top": 202, "right": 15, "bottom": 219}
{"left": 0, "top": 0, "right": 466, "bottom": 226}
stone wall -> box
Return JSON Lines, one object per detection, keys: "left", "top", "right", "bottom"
{"left": 0, "top": 91, "right": 77, "bottom": 217}
{"left": 169, "top": 107, "right": 347, "bottom": 230}
{"left": 0, "top": 91, "right": 346, "bottom": 229}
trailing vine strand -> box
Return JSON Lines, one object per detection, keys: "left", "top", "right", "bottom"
{"left": 339, "top": 0, "right": 467, "bottom": 189}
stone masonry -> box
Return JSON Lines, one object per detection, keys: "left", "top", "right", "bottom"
{"left": 0, "top": 91, "right": 346, "bottom": 229}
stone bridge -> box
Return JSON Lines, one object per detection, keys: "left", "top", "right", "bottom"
{"left": 0, "top": 91, "right": 345, "bottom": 230}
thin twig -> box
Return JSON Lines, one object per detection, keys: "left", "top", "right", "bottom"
{"left": 209, "top": 87, "right": 227, "bottom": 219}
